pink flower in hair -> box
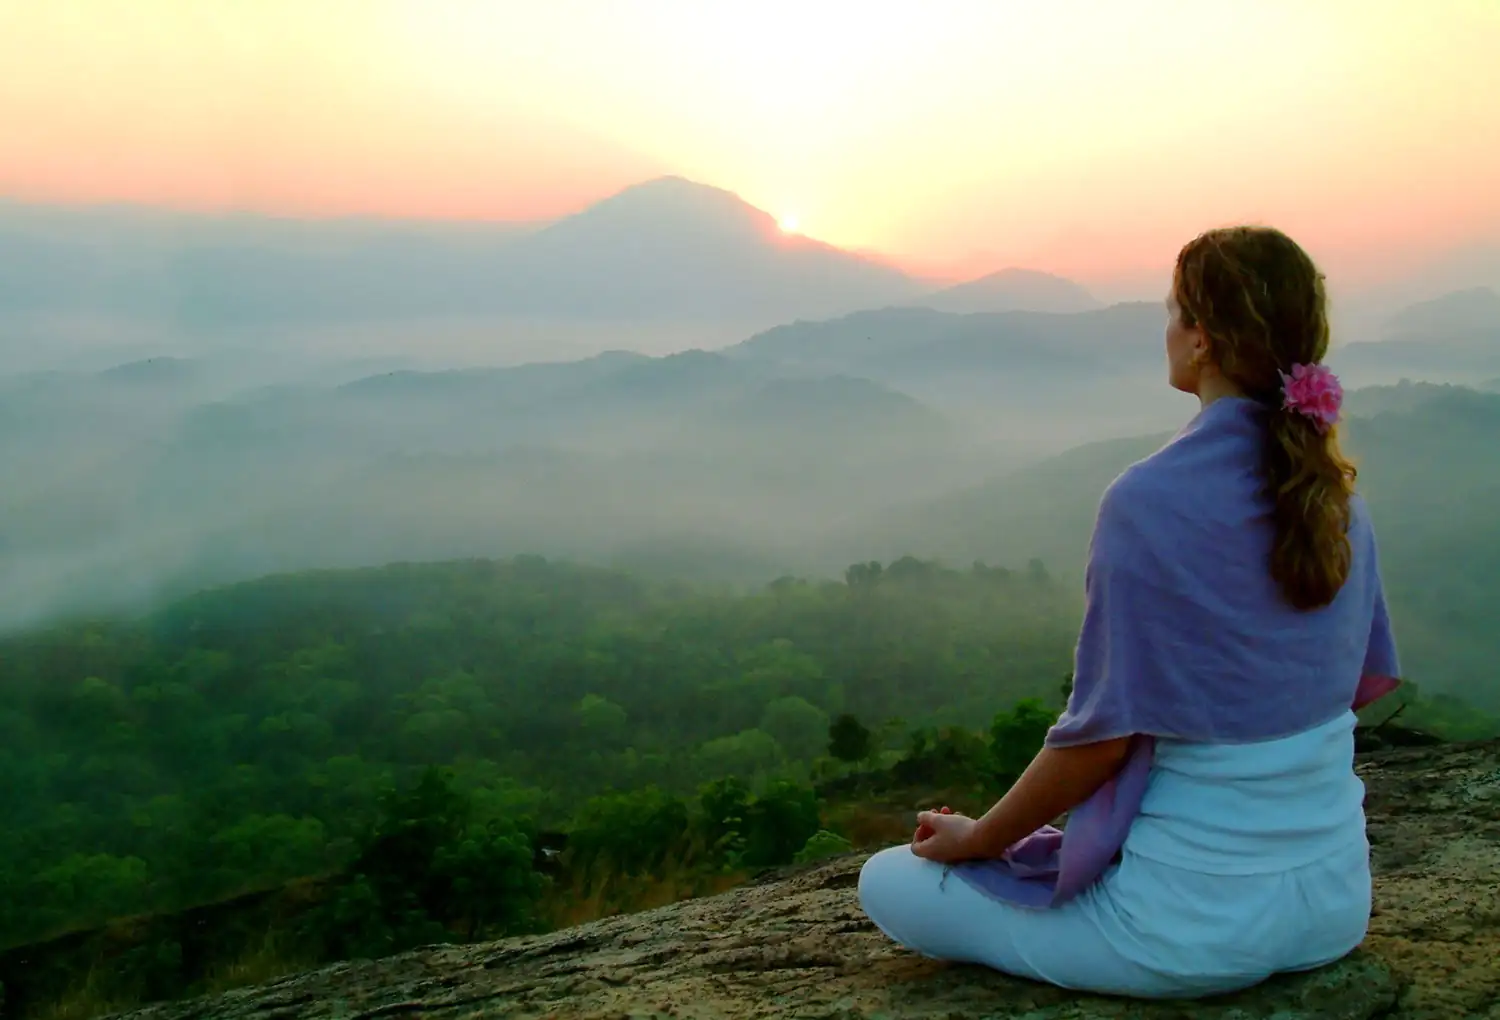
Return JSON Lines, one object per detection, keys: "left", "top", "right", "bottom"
{"left": 1279, "top": 362, "right": 1343, "bottom": 433}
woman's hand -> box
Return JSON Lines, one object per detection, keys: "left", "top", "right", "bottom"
{"left": 911, "top": 808, "right": 980, "bottom": 864}
{"left": 906, "top": 738, "right": 1133, "bottom": 866}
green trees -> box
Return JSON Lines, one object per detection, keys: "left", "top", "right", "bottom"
{"left": 761, "top": 697, "right": 829, "bottom": 762}
{"left": 568, "top": 787, "right": 691, "bottom": 876}
{"left": 828, "top": 713, "right": 873, "bottom": 763}
{"left": 1, "top": 552, "right": 1493, "bottom": 958}
{"left": 566, "top": 777, "right": 823, "bottom": 876}
{"left": 576, "top": 694, "right": 629, "bottom": 749}
{"left": 989, "top": 698, "right": 1057, "bottom": 783}
{"left": 317, "top": 768, "right": 540, "bottom": 957}
{"left": 31, "top": 853, "right": 151, "bottom": 930}
{"left": 697, "top": 729, "right": 784, "bottom": 780}
{"left": 740, "top": 780, "right": 822, "bottom": 868}
{"left": 794, "top": 830, "right": 854, "bottom": 864}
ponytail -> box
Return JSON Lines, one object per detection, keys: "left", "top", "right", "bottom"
{"left": 1263, "top": 406, "right": 1357, "bottom": 610}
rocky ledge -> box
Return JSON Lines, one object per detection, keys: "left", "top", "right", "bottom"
{"left": 109, "top": 740, "right": 1500, "bottom": 1020}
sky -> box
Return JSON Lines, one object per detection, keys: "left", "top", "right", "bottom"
{"left": 3, "top": 0, "right": 1499, "bottom": 289}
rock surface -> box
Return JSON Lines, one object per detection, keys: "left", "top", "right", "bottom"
{"left": 108, "top": 740, "right": 1500, "bottom": 1020}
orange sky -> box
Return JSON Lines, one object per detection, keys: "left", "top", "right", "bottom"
{"left": 3, "top": 1, "right": 1498, "bottom": 285}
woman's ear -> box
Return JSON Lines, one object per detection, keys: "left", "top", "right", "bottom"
{"left": 1189, "top": 328, "right": 1212, "bottom": 369}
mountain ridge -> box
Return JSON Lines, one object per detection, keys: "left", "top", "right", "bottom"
{"left": 0, "top": 177, "right": 923, "bottom": 331}
{"left": 915, "top": 267, "right": 1101, "bottom": 314}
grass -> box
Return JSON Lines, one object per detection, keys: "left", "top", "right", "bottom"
{"left": 199, "top": 929, "right": 313, "bottom": 998}
{"left": 543, "top": 849, "right": 750, "bottom": 930}
{"left": 30, "top": 966, "right": 130, "bottom": 1020}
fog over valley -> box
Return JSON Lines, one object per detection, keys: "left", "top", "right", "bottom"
{"left": 2, "top": 180, "right": 1499, "bottom": 714}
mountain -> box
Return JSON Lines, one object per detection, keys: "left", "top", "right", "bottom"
{"left": 1342, "top": 380, "right": 1478, "bottom": 418}
{"left": 0, "top": 179, "right": 920, "bottom": 338}
{"left": 730, "top": 301, "right": 1159, "bottom": 370}
{"left": 1328, "top": 286, "right": 1500, "bottom": 388}
{"left": 0, "top": 349, "right": 986, "bottom": 625}
{"left": 835, "top": 430, "right": 1168, "bottom": 575}
{"left": 428, "top": 176, "right": 922, "bottom": 322}
{"left": 1332, "top": 331, "right": 1500, "bottom": 388}
{"left": 0, "top": 200, "right": 537, "bottom": 325}
{"left": 1384, "top": 286, "right": 1500, "bottom": 338}
{"left": 915, "top": 268, "right": 1101, "bottom": 314}
{"left": 727, "top": 301, "right": 1196, "bottom": 453}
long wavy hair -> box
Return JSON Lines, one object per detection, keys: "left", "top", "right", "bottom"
{"left": 1173, "top": 226, "right": 1357, "bottom": 611}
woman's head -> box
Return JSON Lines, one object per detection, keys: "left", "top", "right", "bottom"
{"left": 1167, "top": 226, "right": 1330, "bottom": 400}
{"left": 1168, "top": 226, "right": 1357, "bottom": 611}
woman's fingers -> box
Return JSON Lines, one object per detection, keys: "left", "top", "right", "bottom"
{"left": 913, "top": 807, "right": 958, "bottom": 846}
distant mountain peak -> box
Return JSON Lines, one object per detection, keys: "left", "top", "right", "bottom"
{"left": 617, "top": 175, "right": 738, "bottom": 199}
{"left": 561, "top": 176, "right": 774, "bottom": 238}
{"left": 916, "top": 268, "right": 1100, "bottom": 315}
{"left": 1386, "top": 285, "right": 1500, "bottom": 337}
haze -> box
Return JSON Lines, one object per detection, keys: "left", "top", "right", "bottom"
{"left": 1, "top": 0, "right": 1498, "bottom": 713}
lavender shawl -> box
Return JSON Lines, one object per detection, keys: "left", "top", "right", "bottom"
{"left": 953, "top": 397, "right": 1401, "bottom": 908}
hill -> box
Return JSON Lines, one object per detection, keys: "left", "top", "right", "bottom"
{"left": 727, "top": 301, "right": 1196, "bottom": 451}
{"left": 495, "top": 177, "right": 921, "bottom": 321}
{"left": 4, "top": 280, "right": 1497, "bottom": 629}
{"left": 1334, "top": 333, "right": 1500, "bottom": 389}
{"left": 0, "top": 179, "right": 919, "bottom": 332}
{"left": 1384, "top": 285, "right": 1500, "bottom": 337}
{"left": 0, "top": 350, "right": 979, "bottom": 626}
{"left": 1335, "top": 286, "right": 1500, "bottom": 388}
{"left": 914, "top": 267, "right": 1101, "bottom": 314}
{"left": 835, "top": 430, "right": 1168, "bottom": 572}
{"left": 1340, "top": 379, "right": 1479, "bottom": 417}
{"left": 729, "top": 301, "right": 1160, "bottom": 375}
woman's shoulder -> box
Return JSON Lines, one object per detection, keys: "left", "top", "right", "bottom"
{"left": 1092, "top": 456, "right": 1181, "bottom": 555}
{"left": 1347, "top": 491, "right": 1378, "bottom": 544}
{"left": 1097, "top": 436, "right": 1196, "bottom": 518}
{"left": 1102, "top": 400, "right": 1274, "bottom": 509}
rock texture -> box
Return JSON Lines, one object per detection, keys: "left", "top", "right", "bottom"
{"left": 108, "top": 740, "right": 1500, "bottom": 1020}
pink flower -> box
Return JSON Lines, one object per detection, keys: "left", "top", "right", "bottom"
{"left": 1279, "top": 363, "right": 1342, "bottom": 433}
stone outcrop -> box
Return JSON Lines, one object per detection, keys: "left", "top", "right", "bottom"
{"left": 107, "top": 739, "right": 1500, "bottom": 1020}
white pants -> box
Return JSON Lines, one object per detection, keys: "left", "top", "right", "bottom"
{"left": 857, "top": 839, "right": 1372, "bottom": 999}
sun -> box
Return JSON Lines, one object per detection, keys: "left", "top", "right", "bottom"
{"left": 778, "top": 214, "right": 801, "bottom": 234}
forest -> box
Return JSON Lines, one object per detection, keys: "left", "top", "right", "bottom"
{"left": 0, "top": 558, "right": 1073, "bottom": 940}
{"left": 0, "top": 553, "right": 1494, "bottom": 1017}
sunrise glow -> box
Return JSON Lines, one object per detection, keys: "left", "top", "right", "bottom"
{"left": 1, "top": 0, "right": 1497, "bottom": 290}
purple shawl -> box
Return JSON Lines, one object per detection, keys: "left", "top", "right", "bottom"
{"left": 953, "top": 397, "right": 1402, "bottom": 908}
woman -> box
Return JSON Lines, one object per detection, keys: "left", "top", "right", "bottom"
{"left": 857, "top": 226, "right": 1401, "bottom": 998}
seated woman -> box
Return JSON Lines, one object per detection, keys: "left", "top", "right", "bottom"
{"left": 858, "top": 225, "right": 1401, "bottom": 999}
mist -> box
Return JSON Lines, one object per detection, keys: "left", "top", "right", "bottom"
{"left": 3, "top": 181, "right": 1499, "bottom": 665}
{"left": 6, "top": 5, "right": 1500, "bottom": 1007}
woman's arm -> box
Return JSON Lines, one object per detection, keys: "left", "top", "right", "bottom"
{"left": 912, "top": 737, "right": 1132, "bottom": 863}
